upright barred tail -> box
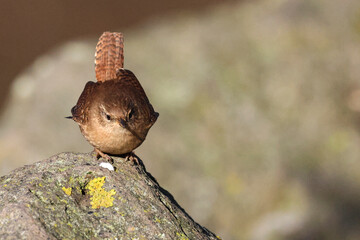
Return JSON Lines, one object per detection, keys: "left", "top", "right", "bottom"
{"left": 95, "top": 32, "right": 124, "bottom": 82}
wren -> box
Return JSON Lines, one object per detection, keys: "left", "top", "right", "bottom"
{"left": 68, "top": 32, "right": 159, "bottom": 161}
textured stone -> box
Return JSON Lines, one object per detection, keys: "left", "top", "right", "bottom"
{"left": 0, "top": 152, "right": 219, "bottom": 240}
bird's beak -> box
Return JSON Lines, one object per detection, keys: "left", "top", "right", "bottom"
{"left": 118, "top": 118, "right": 144, "bottom": 142}
{"left": 119, "top": 118, "right": 127, "bottom": 128}
{"left": 65, "top": 116, "right": 73, "bottom": 119}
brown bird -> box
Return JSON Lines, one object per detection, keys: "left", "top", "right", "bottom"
{"left": 68, "top": 32, "right": 159, "bottom": 161}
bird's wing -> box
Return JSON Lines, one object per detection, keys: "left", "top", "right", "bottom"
{"left": 71, "top": 81, "right": 97, "bottom": 124}
{"left": 116, "top": 69, "right": 147, "bottom": 98}
{"left": 116, "top": 69, "right": 159, "bottom": 124}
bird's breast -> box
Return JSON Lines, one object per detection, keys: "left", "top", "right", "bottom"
{"left": 79, "top": 119, "right": 143, "bottom": 155}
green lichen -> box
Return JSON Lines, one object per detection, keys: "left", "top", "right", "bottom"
{"left": 176, "top": 232, "right": 189, "bottom": 240}
{"left": 58, "top": 167, "right": 70, "bottom": 172}
{"left": 85, "top": 177, "right": 116, "bottom": 209}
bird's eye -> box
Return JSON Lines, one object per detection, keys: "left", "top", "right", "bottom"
{"left": 106, "top": 114, "right": 111, "bottom": 121}
{"left": 128, "top": 110, "right": 133, "bottom": 120}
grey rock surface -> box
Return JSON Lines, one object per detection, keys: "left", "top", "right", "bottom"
{"left": 0, "top": 152, "right": 219, "bottom": 240}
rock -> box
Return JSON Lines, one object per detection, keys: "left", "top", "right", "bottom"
{"left": 0, "top": 152, "right": 219, "bottom": 240}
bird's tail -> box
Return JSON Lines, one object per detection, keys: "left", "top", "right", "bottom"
{"left": 95, "top": 32, "right": 124, "bottom": 82}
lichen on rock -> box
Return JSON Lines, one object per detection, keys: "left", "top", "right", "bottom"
{"left": 62, "top": 187, "right": 72, "bottom": 196}
{"left": 86, "top": 176, "right": 116, "bottom": 209}
{"left": 0, "top": 152, "right": 218, "bottom": 239}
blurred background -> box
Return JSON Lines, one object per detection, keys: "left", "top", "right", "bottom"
{"left": 1, "top": 0, "right": 360, "bottom": 239}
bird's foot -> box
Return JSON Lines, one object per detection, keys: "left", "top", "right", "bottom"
{"left": 125, "top": 152, "right": 139, "bottom": 165}
{"left": 94, "top": 148, "right": 113, "bottom": 163}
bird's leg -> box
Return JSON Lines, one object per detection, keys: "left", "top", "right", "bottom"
{"left": 94, "top": 148, "right": 113, "bottom": 163}
{"left": 125, "top": 152, "right": 139, "bottom": 165}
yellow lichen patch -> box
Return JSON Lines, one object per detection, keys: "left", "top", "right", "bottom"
{"left": 62, "top": 187, "right": 72, "bottom": 196}
{"left": 176, "top": 232, "right": 189, "bottom": 240}
{"left": 86, "top": 177, "right": 116, "bottom": 209}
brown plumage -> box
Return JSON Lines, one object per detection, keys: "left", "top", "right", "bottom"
{"left": 69, "top": 32, "right": 158, "bottom": 159}
{"left": 95, "top": 32, "right": 124, "bottom": 82}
